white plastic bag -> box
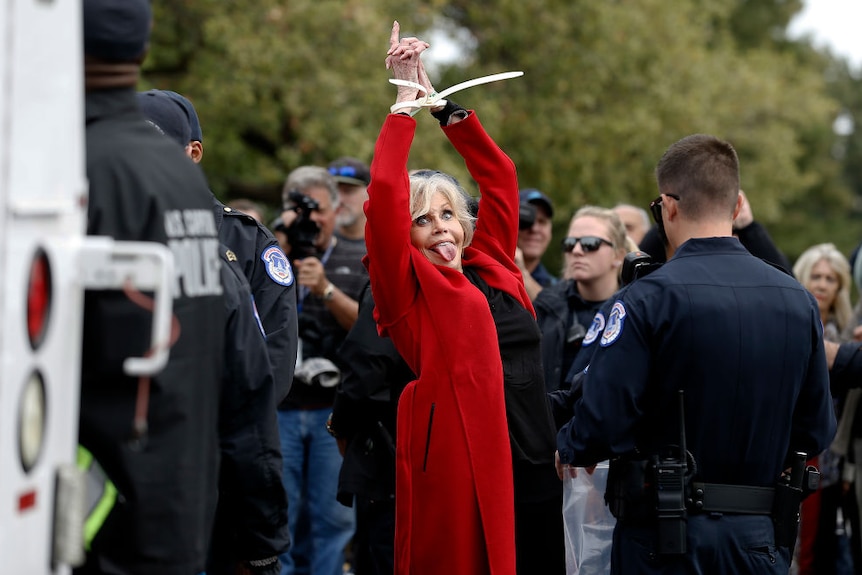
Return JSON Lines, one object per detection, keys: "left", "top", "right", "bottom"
{"left": 562, "top": 461, "right": 616, "bottom": 575}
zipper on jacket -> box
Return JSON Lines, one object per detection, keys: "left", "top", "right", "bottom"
{"left": 423, "top": 403, "right": 435, "bottom": 472}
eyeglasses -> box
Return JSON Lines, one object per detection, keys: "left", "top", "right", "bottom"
{"left": 648, "top": 193, "right": 680, "bottom": 224}
{"left": 561, "top": 236, "right": 615, "bottom": 253}
{"left": 329, "top": 165, "right": 359, "bottom": 178}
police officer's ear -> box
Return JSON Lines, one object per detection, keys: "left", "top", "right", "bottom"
{"left": 731, "top": 191, "right": 744, "bottom": 223}
{"left": 664, "top": 195, "right": 680, "bottom": 221}
{"left": 186, "top": 141, "right": 203, "bottom": 164}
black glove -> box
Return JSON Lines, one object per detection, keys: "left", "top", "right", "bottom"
{"left": 431, "top": 100, "right": 468, "bottom": 126}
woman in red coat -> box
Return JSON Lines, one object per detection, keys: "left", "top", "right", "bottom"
{"left": 363, "top": 23, "right": 560, "bottom": 575}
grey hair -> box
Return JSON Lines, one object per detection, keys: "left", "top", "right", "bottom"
{"left": 282, "top": 165, "right": 339, "bottom": 209}
{"left": 613, "top": 203, "right": 651, "bottom": 231}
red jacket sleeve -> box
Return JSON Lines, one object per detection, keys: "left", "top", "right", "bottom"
{"left": 364, "top": 114, "right": 419, "bottom": 329}
{"left": 443, "top": 111, "right": 520, "bottom": 275}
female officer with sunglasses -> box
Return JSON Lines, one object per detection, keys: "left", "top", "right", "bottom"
{"left": 535, "top": 206, "right": 629, "bottom": 395}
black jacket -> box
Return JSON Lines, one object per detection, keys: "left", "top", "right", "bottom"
{"left": 79, "top": 88, "right": 224, "bottom": 575}
{"left": 534, "top": 279, "right": 608, "bottom": 392}
{"left": 214, "top": 200, "right": 298, "bottom": 403}
{"left": 207, "top": 245, "right": 289, "bottom": 575}
{"left": 331, "top": 284, "right": 414, "bottom": 505}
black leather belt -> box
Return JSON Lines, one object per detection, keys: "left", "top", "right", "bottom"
{"left": 689, "top": 482, "right": 775, "bottom": 514}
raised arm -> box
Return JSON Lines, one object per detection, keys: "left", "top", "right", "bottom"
{"left": 444, "top": 115, "right": 520, "bottom": 268}
{"left": 363, "top": 22, "right": 430, "bottom": 327}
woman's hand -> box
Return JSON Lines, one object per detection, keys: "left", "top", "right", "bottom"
{"left": 386, "top": 21, "right": 430, "bottom": 107}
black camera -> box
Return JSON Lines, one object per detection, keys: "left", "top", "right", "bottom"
{"left": 621, "top": 251, "right": 662, "bottom": 286}
{"left": 518, "top": 202, "right": 537, "bottom": 230}
{"left": 283, "top": 190, "right": 321, "bottom": 260}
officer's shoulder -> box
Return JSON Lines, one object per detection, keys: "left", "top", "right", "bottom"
{"left": 220, "top": 205, "right": 278, "bottom": 241}
{"left": 759, "top": 257, "right": 794, "bottom": 279}
{"left": 219, "top": 245, "right": 252, "bottom": 291}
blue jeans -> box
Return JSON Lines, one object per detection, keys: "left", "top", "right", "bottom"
{"left": 612, "top": 514, "right": 790, "bottom": 574}
{"left": 278, "top": 408, "right": 355, "bottom": 575}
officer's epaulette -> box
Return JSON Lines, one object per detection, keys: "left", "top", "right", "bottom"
{"left": 222, "top": 206, "right": 257, "bottom": 224}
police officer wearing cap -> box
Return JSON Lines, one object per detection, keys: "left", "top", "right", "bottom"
{"left": 138, "top": 88, "right": 299, "bottom": 405}
{"left": 556, "top": 134, "right": 836, "bottom": 574}
{"left": 136, "top": 90, "right": 290, "bottom": 574}
{"left": 79, "top": 1, "right": 224, "bottom": 573}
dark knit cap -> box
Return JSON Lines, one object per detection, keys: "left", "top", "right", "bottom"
{"left": 137, "top": 90, "right": 192, "bottom": 147}
{"left": 83, "top": 0, "right": 152, "bottom": 62}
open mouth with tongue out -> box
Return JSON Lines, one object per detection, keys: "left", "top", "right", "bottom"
{"left": 430, "top": 241, "right": 458, "bottom": 262}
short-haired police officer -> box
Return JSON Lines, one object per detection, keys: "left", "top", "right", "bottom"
{"left": 556, "top": 134, "right": 836, "bottom": 574}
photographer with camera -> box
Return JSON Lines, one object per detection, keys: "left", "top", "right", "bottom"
{"left": 274, "top": 166, "right": 368, "bottom": 575}
{"left": 555, "top": 134, "right": 836, "bottom": 574}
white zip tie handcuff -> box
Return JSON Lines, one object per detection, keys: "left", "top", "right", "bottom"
{"left": 389, "top": 71, "right": 524, "bottom": 116}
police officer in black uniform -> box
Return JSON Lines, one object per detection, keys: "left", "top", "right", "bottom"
{"left": 209, "top": 245, "right": 290, "bottom": 575}
{"left": 556, "top": 134, "right": 837, "bottom": 574}
{"left": 139, "top": 88, "right": 299, "bottom": 403}
{"left": 136, "top": 90, "right": 291, "bottom": 574}
{"left": 78, "top": 1, "right": 224, "bottom": 573}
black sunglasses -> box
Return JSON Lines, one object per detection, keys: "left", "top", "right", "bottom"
{"left": 648, "top": 193, "right": 680, "bottom": 224}
{"left": 561, "top": 236, "right": 614, "bottom": 253}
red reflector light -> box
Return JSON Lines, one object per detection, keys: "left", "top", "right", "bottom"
{"left": 17, "top": 490, "right": 37, "bottom": 512}
{"left": 27, "top": 250, "right": 52, "bottom": 349}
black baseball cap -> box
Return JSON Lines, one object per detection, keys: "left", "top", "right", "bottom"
{"left": 162, "top": 91, "right": 203, "bottom": 143}
{"left": 519, "top": 188, "right": 554, "bottom": 218}
{"left": 137, "top": 90, "right": 191, "bottom": 147}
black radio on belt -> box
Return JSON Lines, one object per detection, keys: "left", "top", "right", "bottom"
{"left": 652, "top": 390, "right": 689, "bottom": 555}
{"left": 773, "top": 451, "right": 819, "bottom": 549}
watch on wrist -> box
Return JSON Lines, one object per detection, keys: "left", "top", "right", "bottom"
{"left": 325, "top": 412, "right": 338, "bottom": 438}
{"left": 322, "top": 282, "right": 335, "bottom": 301}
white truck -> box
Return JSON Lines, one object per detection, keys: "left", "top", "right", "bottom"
{"left": 0, "top": 1, "right": 174, "bottom": 571}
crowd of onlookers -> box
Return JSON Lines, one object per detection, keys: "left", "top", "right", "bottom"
{"left": 224, "top": 172, "right": 860, "bottom": 574}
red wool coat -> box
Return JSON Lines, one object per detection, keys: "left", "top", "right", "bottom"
{"left": 364, "top": 112, "right": 532, "bottom": 575}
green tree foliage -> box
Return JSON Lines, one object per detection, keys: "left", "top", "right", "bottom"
{"left": 145, "top": 0, "right": 400, "bottom": 204}
{"left": 144, "top": 0, "right": 859, "bottom": 265}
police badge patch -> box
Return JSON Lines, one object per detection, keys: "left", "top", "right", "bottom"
{"left": 600, "top": 301, "right": 627, "bottom": 347}
{"left": 261, "top": 245, "right": 294, "bottom": 286}
{"left": 582, "top": 312, "right": 606, "bottom": 347}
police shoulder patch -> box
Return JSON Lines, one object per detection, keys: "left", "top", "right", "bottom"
{"left": 600, "top": 300, "right": 627, "bottom": 347}
{"left": 260, "top": 245, "right": 294, "bottom": 286}
{"left": 582, "top": 311, "right": 606, "bottom": 347}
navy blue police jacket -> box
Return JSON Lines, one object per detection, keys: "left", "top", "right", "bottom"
{"left": 214, "top": 199, "right": 298, "bottom": 403}
{"left": 208, "top": 245, "right": 289, "bottom": 572}
{"left": 557, "top": 236, "right": 837, "bottom": 487}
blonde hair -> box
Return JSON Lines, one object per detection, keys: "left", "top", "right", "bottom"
{"left": 793, "top": 243, "right": 853, "bottom": 332}
{"left": 571, "top": 206, "right": 628, "bottom": 252}
{"left": 408, "top": 171, "right": 476, "bottom": 248}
